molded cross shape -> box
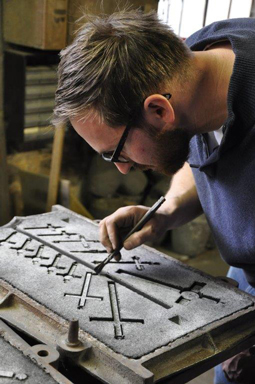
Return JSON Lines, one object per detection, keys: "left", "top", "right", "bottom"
{"left": 56, "top": 262, "right": 83, "bottom": 282}
{"left": 0, "top": 231, "right": 17, "bottom": 246}
{"left": 0, "top": 231, "right": 31, "bottom": 251}
{"left": 24, "top": 224, "right": 62, "bottom": 231}
{"left": 93, "top": 255, "right": 160, "bottom": 271}
{"left": 39, "top": 229, "right": 77, "bottom": 240}
{"left": 176, "top": 282, "right": 220, "bottom": 305}
{"left": 90, "top": 282, "right": 144, "bottom": 339}
{"left": 115, "top": 271, "right": 220, "bottom": 317}
{"left": 24, "top": 244, "right": 44, "bottom": 260}
{"left": 24, "top": 224, "right": 80, "bottom": 243}
{"left": 23, "top": 224, "right": 106, "bottom": 252}
{"left": 65, "top": 272, "right": 103, "bottom": 308}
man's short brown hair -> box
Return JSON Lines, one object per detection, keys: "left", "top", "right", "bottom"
{"left": 53, "top": 9, "right": 192, "bottom": 127}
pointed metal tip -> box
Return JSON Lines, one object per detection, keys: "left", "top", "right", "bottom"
{"left": 94, "top": 263, "right": 104, "bottom": 275}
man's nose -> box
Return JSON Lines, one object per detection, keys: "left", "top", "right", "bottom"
{"left": 115, "top": 162, "right": 133, "bottom": 174}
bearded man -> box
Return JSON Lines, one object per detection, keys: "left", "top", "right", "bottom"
{"left": 53, "top": 10, "right": 255, "bottom": 384}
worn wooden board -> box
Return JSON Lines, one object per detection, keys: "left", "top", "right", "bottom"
{"left": 3, "top": 0, "right": 68, "bottom": 50}
{"left": 0, "top": 1, "right": 10, "bottom": 225}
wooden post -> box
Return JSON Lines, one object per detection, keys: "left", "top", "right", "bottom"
{"left": 46, "top": 123, "right": 66, "bottom": 211}
{"left": 0, "top": 1, "right": 11, "bottom": 225}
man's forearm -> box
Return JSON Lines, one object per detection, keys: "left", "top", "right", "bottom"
{"left": 159, "top": 162, "right": 203, "bottom": 229}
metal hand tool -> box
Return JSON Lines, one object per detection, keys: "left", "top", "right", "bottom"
{"left": 94, "top": 196, "right": 166, "bottom": 274}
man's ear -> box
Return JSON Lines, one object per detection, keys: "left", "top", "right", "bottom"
{"left": 143, "top": 94, "right": 175, "bottom": 130}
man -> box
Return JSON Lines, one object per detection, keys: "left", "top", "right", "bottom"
{"left": 53, "top": 10, "right": 255, "bottom": 383}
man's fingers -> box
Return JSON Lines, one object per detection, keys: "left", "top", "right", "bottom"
{"left": 99, "top": 220, "right": 121, "bottom": 259}
{"left": 99, "top": 207, "right": 139, "bottom": 251}
{"left": 99, "top": 206, "right": 156, "bottom": 252}
{"left": 99, "top": 221, "right": 115, "bottom": 252}
{"left": 99, "top": 218, "right": 121, "bottom": 252}
{"left": 123, "top": 223, "right": 154, "bottom": 250}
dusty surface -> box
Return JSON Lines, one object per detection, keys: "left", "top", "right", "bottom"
{"left": 0, "top": 208, "right": 252, "bottom": 359}
{"left": 0, "top": 337, "right": 57, "bottom": 384}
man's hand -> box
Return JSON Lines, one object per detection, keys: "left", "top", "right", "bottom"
{"left": 99, "top": 163, "right": 203, "bottom": 259}
{"left": 222, "top": 347, "right": 255, "bottom": 383}
{"left": 99, "top": 204, "right": 173, "bottom": 257}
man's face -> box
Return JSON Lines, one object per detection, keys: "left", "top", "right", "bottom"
{"left": 71, "top": 114, "right": 191, "bottom": 176}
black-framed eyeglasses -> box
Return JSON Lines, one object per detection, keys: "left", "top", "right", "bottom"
{"left": 101, "top": 93, "right": 172, "bottom": 163}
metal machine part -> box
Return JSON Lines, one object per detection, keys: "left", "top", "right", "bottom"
{"left": 1, "top": 205, "right": 255, "bottom": 383}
